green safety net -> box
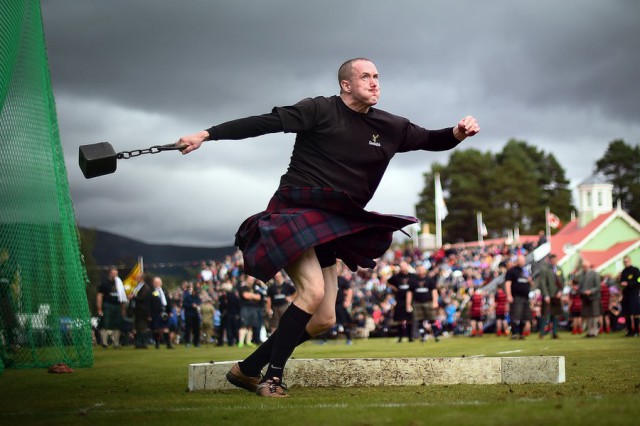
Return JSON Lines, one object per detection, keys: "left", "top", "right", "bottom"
{"left": 0, "top": 0, "right": 93, "bottom": 370}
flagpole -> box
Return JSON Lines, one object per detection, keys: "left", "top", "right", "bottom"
{"left": 139, "top": 255, "right": 144, "bottom": 275}
{"left": 477, "top": 211, "right": 483, "bottom": 246}
{"left": 435, "top": 173, "right": 442, "bottom": 249}
{"left": 545, "top": 206, "right": 551, "bottom": 244}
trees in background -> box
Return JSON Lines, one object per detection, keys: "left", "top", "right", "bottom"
{"left": 415, "top": 139, "right": 574, "bottom": 242}
{"left": 595, "top": 139, "right": 640, "bottom": 221}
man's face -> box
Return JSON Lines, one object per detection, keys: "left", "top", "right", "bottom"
{"left": 345, "top": 60, "right": 380, "bottom": 107}
{"left": 624, "top": 257, "right": 631, "bottom": 267}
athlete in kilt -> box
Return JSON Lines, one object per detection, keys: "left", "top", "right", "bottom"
{"left": 505, "top": 255, "right": 533, "bottom": 340}
{"left": 177, "top": 58, "right": 479, "bottom": 397}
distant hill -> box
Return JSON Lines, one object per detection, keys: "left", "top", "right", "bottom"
{"left": 81, "top": 227, "right": 237, "bottom": 271}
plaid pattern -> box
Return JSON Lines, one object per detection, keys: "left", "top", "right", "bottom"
{"left": 235, "top": 187, "right": 418, "bottom": 282}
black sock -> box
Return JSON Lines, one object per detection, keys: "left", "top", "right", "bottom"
{"left": 163, "top": 332, "right": 171, "bottom": 347}
{"left": 263, "top": 303, "right": 312, "bottom": 381}
{"left": 239, "top": 329, "right": 312, "bottom": 377}
{"left": 635, "top": 317, "right": 640, "bottom": 334}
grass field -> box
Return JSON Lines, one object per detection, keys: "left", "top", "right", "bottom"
{"left": 1, "top": 333, "right": 639, "bottom": 425}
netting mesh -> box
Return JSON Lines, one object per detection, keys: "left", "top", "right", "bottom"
{"left": 0, "top": 0, "right": 93, "bottom": 370}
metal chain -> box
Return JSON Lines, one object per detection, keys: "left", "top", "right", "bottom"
{"left": 117, "top": 145, "right": 173, "bottom": 159}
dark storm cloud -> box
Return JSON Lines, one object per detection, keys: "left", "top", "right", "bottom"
{"left": 40, "top": 0, "right": 640, "bottom": 246}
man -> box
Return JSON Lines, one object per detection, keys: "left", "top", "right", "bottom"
{"left": 335, "top": 269, "right": 354, "bottom": 345}
{"left": 183, "top": 282, "right": 202, "bottom": 347}
{"left": 600, "top": 275, "right": 611, "bottom": 334}
{"left": 0, "top": 248, "right": 19, "bottom": 363}
{"left": 96, "top": 267, "right": 127, "bottom": 349}
{"left": 388, "top": 261, "right": 418, "bottom": 342}
{"left": 265, "top": 272, "right": 296, "bottom": 334}
{"left": 618, "top": 256, "right": 640, "bottom": 337}
{"left": 148, "top": 276, "right": 174, "bottom": 349}
{"left": 536, "top": 254, "right": 564, "bottom": 339}
{"left": 579, "top": 260, "right": 601, "bottom": 338}
{"left": 407, "top": 264, "right": 439, "bottom": 342}
{"left": 130, "top": 273, "right": 152, "bottom": 349}
{"left": 178, "top": 58, "right": 479, "bottom": 397}
{"left": 505, "top": 255, "right": 533, "bottom": 340}
{"left": 238, "top": 275, "right": 262, "bottom": 348}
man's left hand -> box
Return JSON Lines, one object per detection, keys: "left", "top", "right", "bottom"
{"left": 454, "top": 115, "right": 480, "bottom": 141}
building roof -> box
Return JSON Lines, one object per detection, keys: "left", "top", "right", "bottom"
{"left": 549, "top": 210, "right": 616, "bottom": 259}
{"left": 580, "top": 239, "right": 638, "bottom": 271}
{"left": 578, "top": 173, "right": 611, "bottom": 186}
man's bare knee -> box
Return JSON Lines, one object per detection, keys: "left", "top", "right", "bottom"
{"left": 307, "top": 313, "right": 336, "bottom": 336}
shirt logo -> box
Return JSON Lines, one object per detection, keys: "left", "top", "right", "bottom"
{"left": 369, "top": 134, "right": 381, "bottom": 147}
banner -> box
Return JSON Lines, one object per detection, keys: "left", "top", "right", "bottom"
{"left": 547, "top": 212, "right": 562, "bottom": 229}
{"left": 122, "top": 256, "right": 144, "bottom": 295}
{"left": 435, "top": 173, "right": 448, "bottom": 220}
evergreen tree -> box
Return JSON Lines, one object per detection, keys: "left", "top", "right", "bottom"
{"left": 415, "top": 140, "right": 575, "bottom": 243}
{"left": 595, "top": 139, "right": 640, "bottom": 220}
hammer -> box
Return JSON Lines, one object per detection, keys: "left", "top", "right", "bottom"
{"left": 78, "top": 142, "right": 184, "bottom": 179}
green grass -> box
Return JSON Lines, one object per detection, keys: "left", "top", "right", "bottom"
{"left": 1, "top": 333, "right": 639, "bottom": 425}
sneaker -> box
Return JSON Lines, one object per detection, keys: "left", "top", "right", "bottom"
{"left": 226, "top": 363, "right": 262, "bottom": 393}
{"left": 256, "top": 377, "right": 289, "bottom": 398}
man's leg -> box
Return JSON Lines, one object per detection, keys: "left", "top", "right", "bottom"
{"left": 239, "top": 261, "right": 338, "bottom": 378}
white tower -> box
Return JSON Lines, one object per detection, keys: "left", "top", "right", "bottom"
{"left": 577, "top": 173, "right": 613, "bottom": 227}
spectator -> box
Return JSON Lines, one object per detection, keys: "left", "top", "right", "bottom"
{"left": 148, "top": 277, "right": 174, "bottom": 349}
{"left": 388, "top": 261, "right": 416, "bottom": 342}
{"left": 569, "top": 278, "right": 583, "bottom": 334}
{"left": 494, "top": 283, "right": 509, "bottom": 336}
{"left": 130, "top": 273, "right": 151, "bottom": 349}
{"left": 219, "top": 280, "right": 241, "bottom": 346}
{"left": 537, "top": 254, "right": 564, "bottom": 339}
{"left": 96, "top": 267, "right": 127, "bottom": 349}
{"left": 238, "top": 275, "right": 262, "bottom": 348}
{"left": 600, "top": 276, "right": 611, "bottom": 334}
{"left": 183, "top": 282, "right": 202, "bottom": 347}
{"left": 266, "top": 272, "right": 296, "bottom": 334}
{"left": 505, "top": 255, "right": 533, "bottom": 340}
{"left": 335, "top": 271, "right": 354, "bottom": 345}
{"left": 618, "top": 256, "right": 640, "bottom": 337}
{"left": 408, "top": 264, "right": 439, "bottom": 342}
{"left": 468, "top": 287, "right": 485, "bottom": 337}
{"left": 579, "top": 260, "right": 601, "bottom": 338}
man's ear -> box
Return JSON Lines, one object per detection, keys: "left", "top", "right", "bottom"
{"left": 340, "top": 80, "right": 351, "bottom": 93}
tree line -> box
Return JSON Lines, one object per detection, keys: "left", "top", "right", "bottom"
{"left": 415, "top": 139, "right": 639, "bottom": 243}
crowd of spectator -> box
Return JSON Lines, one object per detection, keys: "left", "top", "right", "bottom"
{"left": 94, "top": 242, "right": 640, "bottom": 349}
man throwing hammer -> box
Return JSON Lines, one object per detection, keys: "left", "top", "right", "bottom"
{"left": 177, "top": 58, "right": 480, "bottom": 397}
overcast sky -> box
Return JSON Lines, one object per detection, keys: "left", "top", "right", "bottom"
{"left": 41, "top": 0, "right": 640, "bottom": 247}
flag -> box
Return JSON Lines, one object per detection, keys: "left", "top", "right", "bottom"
{"left": 434, "top": 173, "right": 448, "bottom": 220}
{"left": 122, "top": 256, "right": 143, "bottom": 295}
{"left": 547, "top": 212, "right": 562, "bottom": 229}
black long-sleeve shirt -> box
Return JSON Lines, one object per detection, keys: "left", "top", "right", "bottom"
{"left": 207, "top": 96, "right": 460, "bottom": 207}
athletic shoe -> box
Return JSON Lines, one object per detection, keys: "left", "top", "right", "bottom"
{"left": 256, "top": 377, "right": 289, "bottom": 398}
{"left": 226, "top": 363, "right": 262, "bottom": 392}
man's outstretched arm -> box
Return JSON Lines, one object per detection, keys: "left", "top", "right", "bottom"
{"left": 177, "top": 112, "right": 283, "bottom": 154}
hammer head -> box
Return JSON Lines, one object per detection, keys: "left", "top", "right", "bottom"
{"left": 79, "top": 142, "right": 117, "bottom": 179}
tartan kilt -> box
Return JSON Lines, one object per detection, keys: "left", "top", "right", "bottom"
{"left": 234, "top": 187, "right": 418, "bottom": 282}
{"left": 509, "top": 296, "right": 531, "bottom": 322}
